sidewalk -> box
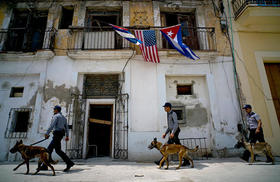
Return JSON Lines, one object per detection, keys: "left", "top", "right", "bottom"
{"left": 0, "top": 157, "right": 279, "bottom": 182}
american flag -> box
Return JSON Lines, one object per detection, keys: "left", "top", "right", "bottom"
{"left": 134, "top": 30, "right": 160, "bottom": 63}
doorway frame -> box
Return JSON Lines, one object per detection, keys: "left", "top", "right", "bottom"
{"left": 82, "top": 99, "right": 115, "bottom": 159}
{"left": 255, "top": 51, "right": 280, "bottom": 135}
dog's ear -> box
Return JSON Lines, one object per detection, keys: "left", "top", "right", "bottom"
{"left": 19, "top": 140, "right": 23, "bottom": 144}
{"left": 153, "top": 137, "right": 157, "bottom": 142}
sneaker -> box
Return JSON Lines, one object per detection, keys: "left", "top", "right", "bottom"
{"left": 63, "top": 163, "right": 74, "bottom": 172}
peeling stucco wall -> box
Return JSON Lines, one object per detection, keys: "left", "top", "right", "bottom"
{"left": 44, "top": 80, "right": 79, "bottom": 112}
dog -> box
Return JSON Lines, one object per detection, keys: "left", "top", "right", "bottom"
{"left": 235, "top": 138, "right": 275, "bottom": 165}
{"left": 148, "top": 138, "right": 199, "bottom": 169}
{"left": 9, "top": 140, "right": 57, "bottom": 176}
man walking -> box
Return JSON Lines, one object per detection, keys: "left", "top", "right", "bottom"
{"left": 42, "top": 105, "right": 74, "bottom": 172}
{"left": 154, "top": 102, "right": 189, "bottom": 166}
{"left": 241, "top": 104, "right": 272, "bottom": 162}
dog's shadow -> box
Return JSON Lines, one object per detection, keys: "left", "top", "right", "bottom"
{"left": 158, "top": 162, "right": 209, "bottom": 170}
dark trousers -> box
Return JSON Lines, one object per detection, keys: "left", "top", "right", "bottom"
{"left": 249, "top": 128, "right": 265, "bottom": 143}
{"left": 47, "top": 131, "right": 73, "bottom": 165}
{"left": 167, "top": 128, "right": 181, "bottom": 145}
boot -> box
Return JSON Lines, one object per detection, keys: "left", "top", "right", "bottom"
{"left": 154, "top": 157, "right": 164, "bottom": 166}
{"left": 63, "top": 162, "right": 74, "bottom": 172}
{"left": 182, "top": 158, "right": 190, "bottom": 166}
{"left": 38, "top": 164, "right": 48, "bottom": 171}
{"left": 240, "top": 150, "right": 250, "bottom": 162}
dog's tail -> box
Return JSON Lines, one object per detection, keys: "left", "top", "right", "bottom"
{"left": 189, "top": 146, "right": 199, "bottom": 152}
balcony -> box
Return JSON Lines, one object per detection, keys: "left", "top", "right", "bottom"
{"left": 0, "top": 27, "right": 56, "bottom": 52}
{"left": 68, "top": 26, "right": 216, "bottom": 52}
{"left": 232, "top": 0, "right": 280, "bottom": 21}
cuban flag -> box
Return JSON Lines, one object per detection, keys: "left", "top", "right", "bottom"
{"left": 110, "top": 24, "right": 142, "bottom": 45}
{"left": 160, "top": 24, "right": 199, "bottom": 60}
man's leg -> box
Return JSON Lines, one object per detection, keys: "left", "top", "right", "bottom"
{"left": 53, "top": 135, "right": 74, "bottom": 172}
{"left": 40, "top": 139, "right": 56, "bottom": 170}
{"left": 256, "top": 128, "right": 272, "bottom": 162}
{"left": 173, "top": 129, "right": 190, "bottom": 166}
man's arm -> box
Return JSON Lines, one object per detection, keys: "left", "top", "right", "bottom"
{"left": 65, "top": 119, "right": 69, "bottom": 141}
{"left": 254, "top": 114, "right": 262, "bottom": 133}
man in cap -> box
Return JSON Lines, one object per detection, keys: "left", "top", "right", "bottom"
{"left": 241, "top": 104, "right": 272, "bottom": 162}
{"left": 41, "top": 105, "right": 74, "bottom": 172}
{"left": 154, "top": 102, "right": 189, "bottom": 166}
{"left": 243, "top": 104, "right": 265, "bottom": 144}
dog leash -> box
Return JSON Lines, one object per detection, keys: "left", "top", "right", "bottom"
{"left": 30, "top": 138, "right": 48, "bottom": 146}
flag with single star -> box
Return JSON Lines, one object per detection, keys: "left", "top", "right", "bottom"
{"left": 160, "top": 24, "right": 199, "bottom": 60}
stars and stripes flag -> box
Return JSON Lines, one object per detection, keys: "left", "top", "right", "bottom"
{"left": 110, "top": 24, "right": 142, "bottom": 45}
{"left": 134, "top": 30, "right": 160, "bottom": 63}
{"left": 160, "top": 24, "right": 199, "bottom": 60}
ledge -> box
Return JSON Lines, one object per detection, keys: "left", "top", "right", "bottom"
{"left": 67, "top": 49, "right": 134, "bottom": 60}
{"left": 0, "top": 50, "right": 55, "bottom": 61}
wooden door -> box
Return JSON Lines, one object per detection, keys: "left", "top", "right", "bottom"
{"left": 265, "top": 63, "right": 280, "bottom": 126}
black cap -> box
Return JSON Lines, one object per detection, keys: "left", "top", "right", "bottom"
{"left": 54, "top": 105, "right": 61, "bottom": 112}
{"left": 163, "top": 102, "right": 172, "bottom": 108}
{"left": 242, "top": 104, "right": 252, "bottom": 109}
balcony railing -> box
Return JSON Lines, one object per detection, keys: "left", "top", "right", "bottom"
{"left": 68, "top": 26, "right": 216, "bottom": 51}
{"left": 232, "top": 0, "right": 280, "bottom": 19}
{"left": 0, "top": 27, "right": 56, "bottom": 52}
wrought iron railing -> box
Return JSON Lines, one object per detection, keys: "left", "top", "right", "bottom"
{"left": 232, "top": 0, "right": 280, "bottom": 19}
{"left": 0, "top": 27, "right": 56, "bottom": 52}
{"left": 68, "top": 26, "right": 216, "bottom": 51}
{"left": 4, "top": 108, "right": 32, "bottom": 139}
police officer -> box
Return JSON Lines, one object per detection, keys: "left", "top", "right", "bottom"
{"left": 42, "top": 105, "right": 74, "bottom": 172}
{"left": 243, "top": 104, "right": 265, "bottom": 143}
{"left": 241, "top": 104, "right": 272, "bottom": 162}
{"left": 154, "top": 102, "right": 189, "bottom": 166}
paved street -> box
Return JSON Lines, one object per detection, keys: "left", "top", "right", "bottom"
{"left": 0, "top": 157, "right": 279, "bottom": 182}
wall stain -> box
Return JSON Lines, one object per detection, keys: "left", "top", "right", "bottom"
{"left": 186, "top": 104, "right": 208, "bottom": 127}
{"left": 1, "top": 81, "right": 10, "bottom": 89}
{"left": 44, "top": 80, "right": 79, "bottom": 112}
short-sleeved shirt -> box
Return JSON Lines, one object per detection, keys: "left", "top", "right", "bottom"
{"left": 246, "top": 112, "right": 261, "bottom": 129}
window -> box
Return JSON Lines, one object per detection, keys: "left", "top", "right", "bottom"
{"left": 5, "top": 9, "right": 48, "bottom": 51}
{"left": 161, "top": 12, "right": 199, "bottom": 50}
{"left": 5, "top": 108, "right": 32, "bottom": 138}
{"left": 59, "top": 7, "right": 74, "bottom": 29}
{"left": 10, "top": 87, "right": 24, "bottom": 97}
{"left": 172, "top": 106, "right": 186, "bottom": 124}
{"left": 177, "top": 85, "right": 192, "bottom": 95}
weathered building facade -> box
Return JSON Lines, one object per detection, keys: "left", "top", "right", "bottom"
{"left": 0, "top": 0, "right": 242, "bottom": 161}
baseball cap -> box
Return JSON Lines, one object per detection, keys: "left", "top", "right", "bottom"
{"left": 163, "top": 102, "right": 172, "bottom": 108}
{"left": 242, "top": 104, "right": 252, "bottom": 109}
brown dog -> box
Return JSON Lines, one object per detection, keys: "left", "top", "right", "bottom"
{"left": 236, "top": 139, "right": 275, "bottom": 165}
{"left": 9, "top": 140, "right": 57, "bottom": 176}
{"left": 148, "top": 138, "right": 198, "bottom": 169}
